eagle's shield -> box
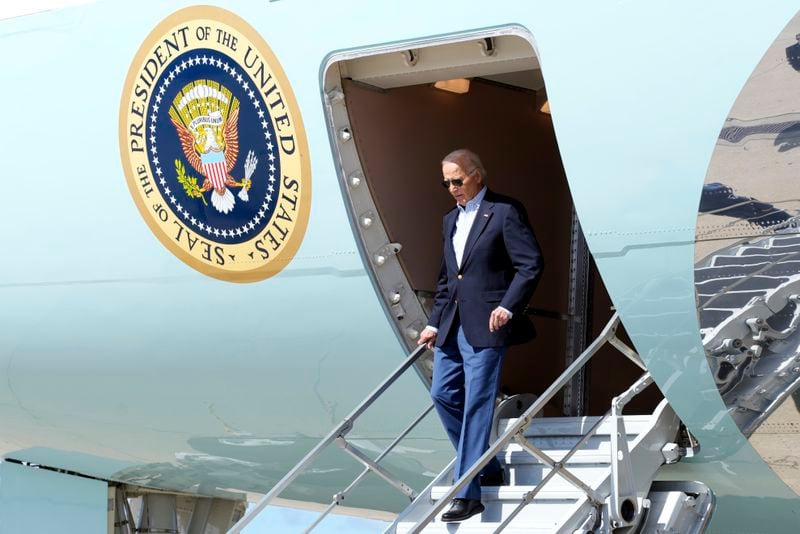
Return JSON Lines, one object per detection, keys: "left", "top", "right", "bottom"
{"left": 201, "top": 150, "right": 228, "bottom": 192}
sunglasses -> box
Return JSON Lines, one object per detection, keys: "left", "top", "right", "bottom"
{"left": 441, "top": 178, "right": 464, "bottom": 189}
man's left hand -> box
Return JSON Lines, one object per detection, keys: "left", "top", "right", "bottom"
{"left": 489, "top": 307, "right": 511, "bottom": 333}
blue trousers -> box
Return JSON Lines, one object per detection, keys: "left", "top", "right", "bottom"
{"left": 430, "top": 321, "right": 507, "bottom": 500}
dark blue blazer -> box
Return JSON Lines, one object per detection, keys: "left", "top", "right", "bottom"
{"left": 428, "top": 190, "right": 543, "bottom": 348}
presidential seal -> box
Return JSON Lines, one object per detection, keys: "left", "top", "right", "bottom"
{"left": 119, "top": 6, "right": 311, "bottom": 282}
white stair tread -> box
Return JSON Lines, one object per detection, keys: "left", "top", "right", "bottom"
{"left": 498, "top": 445, "right": 619, "bottom": 465}
{"left": 430, "top": 484, "right": 584, "bottom": 501}
{"left": 395, "top": 522, "right": 560, "bottom": 533}
{"left": 499, "top": 415, "right": 651, "bottom": 437}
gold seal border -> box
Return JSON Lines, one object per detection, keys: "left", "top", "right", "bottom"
{"left": 118, "top": 5, "right": 312, "bottom": 283}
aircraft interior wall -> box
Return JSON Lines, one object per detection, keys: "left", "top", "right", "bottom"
{"left": 341, "top": 76, "right": 662, "bottom": 415}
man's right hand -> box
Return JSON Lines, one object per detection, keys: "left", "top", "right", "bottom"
{"left": 418, "top": 328, "right": 437, "bottom": 350}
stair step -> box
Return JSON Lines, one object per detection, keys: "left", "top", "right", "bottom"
{"left": 695, "top": 261, "right": 800, "bottom": 281}
{"left": 695, "top": 262, "right": 771, "bottom": 279}
{"left": 498, "top": 446, "right": 617, "bottom": 465}
{"left": 697, "top": 291, "right": 765, "bottom": 309}
{"left": 695, "top": 275, "right": 789, "bottom": 293}
{"left": 699, "top": 308, "right": 734, "bottom": 329}
{"left": 713, "top": 253, "right": 797, "bottom": 266}
{"left": 770, "top": 235, "right": 800, "bottom": 246}
{"left": 499, "top": 436, "right": 626, "bottom": 456}
{"left": 505, "top": 464, "right": 610, "bottom": 487}
{"left": 445, "top": 449, "right": 613, "bottom": 487}
{"left": 499, "top": 415, "right": 651, "bottom": 437}
{"left": 762, "top": 262, "right": 800, "bottom": 276}
{"left": 395, "top": 521, "right": 561, "bottom": 533}
{"left": 430, "top": 484, "right": 584, "bottom": 502}
{"left": 421, "top": 485, "right": 584, "bottom": 526}
{"left": 740, "top": 243, "right": 800, "bottom": 255}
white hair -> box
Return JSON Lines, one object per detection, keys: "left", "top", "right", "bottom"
{"left": 441, "top": 149, "right": 487, "bottom": 179}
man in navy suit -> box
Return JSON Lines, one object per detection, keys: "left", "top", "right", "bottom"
{"left": 418, "top": 149, "right": 543, "bottom": 523}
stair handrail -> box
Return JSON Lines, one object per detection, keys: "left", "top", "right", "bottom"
{"left": 228, "top": 344, "right": 431, "bottom": 534}
{"left": 405, "top": 312, "right": 650, "bottom": 533}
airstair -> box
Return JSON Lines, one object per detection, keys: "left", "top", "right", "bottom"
{"left": 228, "top": 315, "right": 714, "bottom": 533}
{"left": 696, "top": 227, "right": 800, "bottom": 436}
{"left": 390, "top": 399, "right": 689, "bottom": 533}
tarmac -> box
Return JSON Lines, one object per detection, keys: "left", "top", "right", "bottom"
{"left": 750, "top": 394, "right": 800, "bottom": 494}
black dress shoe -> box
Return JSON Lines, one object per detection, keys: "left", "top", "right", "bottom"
{"left": 480, "top": 468, "right": 505, "bottom": 486}
{"left": 441, "top": 498, "right": 485, "bottom": 522}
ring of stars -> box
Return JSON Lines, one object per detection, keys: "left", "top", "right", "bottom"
{"left": 147, "top": 52, "right": 279, "bottom": 241}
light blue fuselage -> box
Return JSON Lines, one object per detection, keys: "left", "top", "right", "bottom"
{"left": 0, "top": 1, "right": 799, "bottom": 532}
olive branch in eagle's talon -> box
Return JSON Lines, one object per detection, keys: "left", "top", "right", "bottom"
{"left": 175, "top": 159, "right": 208, "bottom": 206}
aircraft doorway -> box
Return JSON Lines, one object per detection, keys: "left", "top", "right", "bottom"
{"left": 322, "top": 29, "right": 661, "bottom": 417}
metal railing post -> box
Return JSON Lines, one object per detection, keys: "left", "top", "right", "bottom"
{"left": 303, "top": 405, "right": 434, "bottom": 533}
{"left": 609, "top": 372, "right": 653, "bottom": 529}
{"left": 608, "top": 336, "right": 646, "bottom": 370}
{"left": 335, "top": 437, "right": 417, "bottom": 499}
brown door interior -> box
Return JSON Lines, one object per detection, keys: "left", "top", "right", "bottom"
{"left": 342, "top": 77, "right": 661, "bottom": 415}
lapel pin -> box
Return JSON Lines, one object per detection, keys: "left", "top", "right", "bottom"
{"left": 483, "top": 213, "right": 489, "bottom": 218}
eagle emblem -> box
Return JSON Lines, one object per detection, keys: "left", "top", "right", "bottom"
{"left": 168, "top": 80, "right": 257, "bottom": 214}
